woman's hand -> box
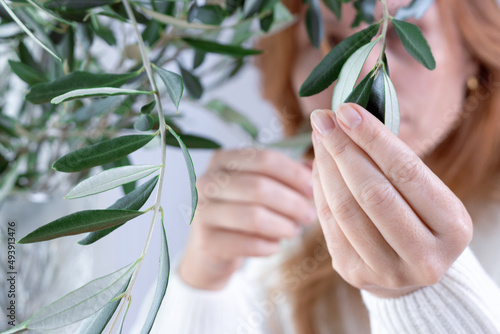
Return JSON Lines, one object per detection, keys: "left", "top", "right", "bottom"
{"left": 178, "top": 148, "right": 316, "bottom": 290}
{"left": 310, "top": 103, "right": 473, "bottom": 298}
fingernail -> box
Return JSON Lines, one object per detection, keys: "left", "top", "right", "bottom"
{"left": 311, "top": 109, "right": 335, "bottom": 136}
{"left": 336, "top": 104, "right": 362, "bottom": 129}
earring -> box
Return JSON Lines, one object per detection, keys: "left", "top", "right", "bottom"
{"left": 320, "top": 36, "right": 331, "bottom": 57}
{"left": 467, "top": 76, "right": 479, "bottom": 91}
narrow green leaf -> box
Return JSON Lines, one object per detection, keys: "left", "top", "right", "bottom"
{"left": 134, "top": 114, "right": 154, "bottom": 131}
{"left": 344, "top": 70, "right": 375, "bottom": 108}
{"left": 188, "top": 4, "right": 225, "bottom": 25}
{"left": 26, "top": 0, "right": 75, "bottom": 26}
{"left": 138, "top": 5, "right": 219, "bottom": 30}
{"left": 65, "top": 165, "right": 160, "bottom": 199}
{"left": 167, "top": 126, "right": 198, "bottom": 225}
{"left": 44, "top": 0, "right": 121, "bottom": 11}
{"left": 26, "top": 70, "right": 141, "bottom": 104}
{"left": 366, "top": 69, "right": 385, "bottom": 123}
{"left": 0, "top": 0, "right": 62, "bottom": 61}
{"left": 77, "top": 175, "right": 159, "bottom": 245}
{"left": 305, "top": 0, "right": 324, "bottom": 48}
{"left": 182, "top": 37, "right": 262, "bottom": 57}
{"left": 383, "top": 70, "right": 400, "bottom": 135}
{"left": 265, "top": 132, "right": 312, "bottom": 150}
{"left": 242, "top": 0, "right": 265, "bottom": 19}
{"left": 23, "top": 261, "right": 137, "bottom": 330}
{"left": 179, "top": 64, "right": 203, "bottom": 99}
{"left": 394, "top": 0, "right": 434, "bottom": 21}
{"left": 351, "top": 0, "right": 376, "bottom": 27}
{"left": 8, "top": 60, "right": 47, "bottom": 85}
{"left": 193, "top": 50, "right": 206, "bottom": 69}
{"left": 141, "top": 100, "right": 156, "bottom": 114}
{"left": 153, "top": 64, "right": 183, "bottom": 111}
{"left": 140, "top": 209, "right": 170, "bottom": 334}
{"left": 0, "top": 158, "right": 23, "bottom": 207}
{"left": 205, "top": 99, "right": 258, "bottom": 139}
{"left": 76, "top": 277, "right": 131, "bottom": 334}
{"left": 53, "top": 134, "right": 156, "bottom": 172}
{"left": 90, "top": 14, "right": 116, "bottom": 45}
{"left": 299, "top": 23, "right": 380, "bottom": 97}
{"left": 260, "top": 10, "right": 274, "bottom": 32}
{"left": 51, "top": 87, "right": 153, "bottom": 104}
{"left": 165, "top": 133, "right": 221, "bottom": 149}
{"left": 332, "top": 39, "right": 378, "bottom": 110}
{"left": 18, "top": 210, "right": 144, "bottom": 244}
{"left": 323, "top": 0, "right": 341, "bottom": 20}
{"left": 0, "top": 113, "right": 19, "bottom": 137}
{"left": 392, "top": 19, "right": 436, "bottom": 70}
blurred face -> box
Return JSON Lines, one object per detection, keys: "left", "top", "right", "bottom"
{"left": 292, "top": 0, "right": 478, "bottom": 156}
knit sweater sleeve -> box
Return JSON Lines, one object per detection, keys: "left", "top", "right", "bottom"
{"left": 361, "top": 246, "right": 500, "bottom": 334}
{"left": 132, "top": 254, "right": 276, "bottom": 334}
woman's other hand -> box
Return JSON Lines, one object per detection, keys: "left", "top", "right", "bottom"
{"left": 179, "top": 148, "right": 316, "bottom": 290}
{"left": 310, "top": 103, "right": 473, "bottom": 298}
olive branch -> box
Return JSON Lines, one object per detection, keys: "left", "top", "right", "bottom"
{"left": 0, "top": 0, "right": 435, "bottom": 333}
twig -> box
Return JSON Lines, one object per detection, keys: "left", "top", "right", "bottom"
{"left": 107, "top": 0, "right": 169, "bottom": 332}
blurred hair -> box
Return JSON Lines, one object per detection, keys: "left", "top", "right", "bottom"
{"left": 254, "top": 0, "right": 500, "bottom": 332}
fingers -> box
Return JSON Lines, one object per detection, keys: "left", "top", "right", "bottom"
{"left": 201, "top": 173, "right": 317, "bottom": 225}
{"left": 311, "top": 135, "right": 399, "bottom": 271}
{"left": 200, "top": 228, "right": 282, "bottom": 259}
{"left": 311, "top": 108, "right": 434, "bottom": 262}
{"left": 334, "top": 103, "right": 472, "bottom": 242}
{"left": 208, "top": 148, "right": 314, "bottom": 198}
{"left": 200, "top": 200, "right": 301, "bottom": 239}
{"left": 310, "top": 160, "right": 362, "bottom": 272}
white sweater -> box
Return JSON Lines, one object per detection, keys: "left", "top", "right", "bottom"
{"left": 133, "top": 201, "right": 500, "bottom": 333}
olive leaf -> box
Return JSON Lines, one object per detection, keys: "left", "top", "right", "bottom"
{"left": 165, "top": 133, "right": 221, "bottom": 149}
{"left": 305, "top": 0, "right": 324, "bottom": 48}
{"left": 134, "top": 114, "right": 154, "bottom": 131}
{"left": 193, "top": 50, "right": 206, "bottom": 69}
{"left": 78, "top": 175, "right": 159, "bottom": 245}
{"left": 205, "top": 99, "right": 259, "bottom": 140}
{"left": 65, "top": 165, "right": 160, "bottom": 199}
{"left": 0, "top": 0, "right": 62, "bottom": 61}
{"left": 383, "top": 70, "right": 401, "bottom": 136}
{"left": 182, "top": 37, "right": 262, "bottom": 57}
{"left": 153, "top": 64, "right": 184, "bottom": 111}
{"left": 344, "top": 69, "right": 376, "bottom": 108}
{"left": 75, "top": 277, "right": 131, "bottom": 334}
{"left": 8, "top": 60, "right": 47, "bottom": 85}
{"left": 178, "top": 64, "right": 203, "bottom": 99}
{"left": 18, "top": 210, "right": 144, "bottom": 243}
{"left": 299, "top": 23, "right": 380, "bottom": 97}
{"left": 26, "top": 70, "right": 141, "bottom": 104}
{"left": 392, "top": 19, "right": 436, "bottom": 70}
{"left": 53, "top": 134, "right": 156, "bottom": 172}
{"left": 51, "top": 87, "right": 154, "bottom": 104}
{"left": 141, "top": 100, "right": 156, "bottom": 114}
{"left": 332, "top": 38, "right": 379, "bottom": 110}
{"left": 167, "top": 126, "right": 198, "bottom": 225}
{"left": 11, "top": 261, "right": 138, "bottom": 332}
{"left": 139, "top": 209, "right": 170, "bottom": 334}
{"left": 188, "top": 4, "right": 225, "bottom": 25}
{"left": 366, "top": 68, "right": 385, "bottom": 123}
{"left": 323, "top": 0, "right": 342, "bottom": 20}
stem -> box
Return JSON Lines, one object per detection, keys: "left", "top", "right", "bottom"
{"left": 375, "top": 0, "right": 390, "bottom": 73}
{"left": 108, "top": 0, "right": 169, "bottom": 332}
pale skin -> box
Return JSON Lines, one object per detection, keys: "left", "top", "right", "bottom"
{"left": 179, "top": 0, "right": 477, "bottom": 298}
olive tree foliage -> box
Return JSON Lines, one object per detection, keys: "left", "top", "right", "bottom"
{"left": 0, "top": 0, "right": 434, "bottom": 332}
